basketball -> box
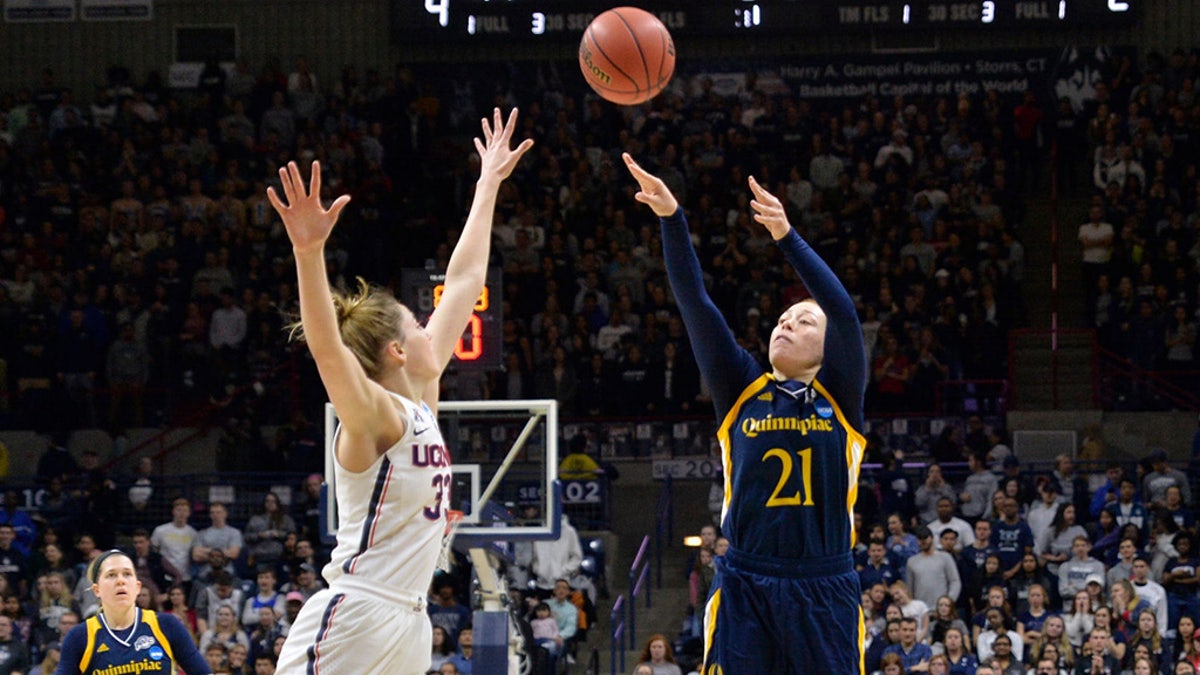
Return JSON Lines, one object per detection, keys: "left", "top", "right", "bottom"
{"left": 578, "top": 7, "right": 675, "bottom": 106}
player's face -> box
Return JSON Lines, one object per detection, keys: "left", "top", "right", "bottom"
{"left": 768, "top": 301, "right": 827, "bottom": 380}
{"left": 397, "top": 304, "right": 436, "bottom": 379}
{"left": 93, "top": 554, "right": 141, "bottom": 613}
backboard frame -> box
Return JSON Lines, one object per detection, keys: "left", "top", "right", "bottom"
{"left": 322, "top": 399, "right": 561, "bottom": 544}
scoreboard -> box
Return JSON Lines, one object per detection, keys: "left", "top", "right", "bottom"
{"left": 401, "top": 267, "right": 503, "bottom": 370}
{"left": 393, "top": 0, "right": 1137, "bottom": 42}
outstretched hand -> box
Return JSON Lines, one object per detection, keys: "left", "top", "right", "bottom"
{"left": 623, "top": 152, "right": 679, "bottom": 217}
{"left": 475, "top": 107, "right": 535, "bottom": 182}
{"left": 748, "top": 175, "right": 793, "bottom": 240}
{"left": 267, "top": 161, "right": 351, "bottom": 254}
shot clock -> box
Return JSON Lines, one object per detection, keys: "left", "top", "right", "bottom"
{"left": 401, "top": 267, "right": 503, "bottom": 370}
{"left": 393, "top": 0, "right": 1136, "bottom": 42}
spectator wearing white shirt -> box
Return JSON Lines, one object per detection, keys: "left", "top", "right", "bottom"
{"left": 1129, "top": 557, "right": 1168, "bottom": 637}
{"left": 1028, "top": 480, "right": 1066, "bottom": 547}
{"left": 928, "top": 497, "right": 975, "bottom": 552}
{"left": 210, "top": 290, "right": 247, "bottom": 357}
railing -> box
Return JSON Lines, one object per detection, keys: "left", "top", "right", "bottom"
{"left": 609, "top": 595, "right": 626, "bottom": 675}
{"left": 607, "top": 475, "right": 672, "bottom": 675}
{"left": 626, "top": 535, "right": 653, "bottom": 652}
{"left": 100, "top": 350, "right": 304, "bottom": 473}
{"left": 1096, "top": 346, "right": 1200, "bottom": 411}
{"left": 654, "top": 474, "right": 674, "bottom": 588}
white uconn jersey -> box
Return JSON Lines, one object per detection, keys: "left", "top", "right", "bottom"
{"left": 324, "top": 393, "right": 449, "bottom": 595}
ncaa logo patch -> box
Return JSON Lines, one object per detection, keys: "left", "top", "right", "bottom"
{"left": 149, "top": 646, "right": 165, "bottom": 661}
{"left": 814, "top": 401, "right": 833, "bottom": 418}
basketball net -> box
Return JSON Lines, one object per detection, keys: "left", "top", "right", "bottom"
{"left": 436, "top": 509, "right": 464, "bottom": 572}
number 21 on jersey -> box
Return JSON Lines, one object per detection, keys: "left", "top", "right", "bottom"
{"left": 762, "top": 447, "right": 814, "bottom": 507}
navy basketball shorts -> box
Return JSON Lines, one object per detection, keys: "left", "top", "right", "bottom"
{"left": 702, "top": 548, "right": 864, "bottom": 674}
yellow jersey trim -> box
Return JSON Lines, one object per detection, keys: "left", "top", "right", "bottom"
{"left": 142, "top": 610, "right": 175, "bottom": 664}
{"left": 715, "top": 374, "right": 775, "bottom": 522}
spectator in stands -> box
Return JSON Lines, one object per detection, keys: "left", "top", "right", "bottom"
{"left": 987, "top": 633, "right": 1022, "bottom": 675}
{"left": 0, "top": 614, "right": 29, "bottom": 673}
{"left": 0, "top": 492, "right": 38, "bottom": 558}
{"left": 531, "top": 515, "right": 582, "bottom": 597}
{"left": 889, "top": 581, "right": 931, "bottom": 642}
{"left": 126, "top": 457, "right": 158, "bottom": 521}
{"left": 1015, "top": 582, "right": 1053, "bottom": 645}
{"left": 198, "top": 604, "right": 250, "bottom": 656}
{"left": 1009, "top": 554, "right": 1056, "bottom": 616}
{"left": 430, "top": 626, "right": 456, "bottom": 672}
{"left": 916, "top": 464, "right": 958, "bottom": 525}
{"left": 1111, "top": 579, "right": 1152, "bottom": 643}
{"left": 196, "top": 571, "right": 246, "bottom": 634}
{"left": 529, "top": 601, "right": 562, "bottom": 673}
{"left": 977, "top": 606, "right": 1024, "bottom": 664}
{"left": 247, "top": 606, "right": 285, "bottom": 667}
{"left": 1142, "top": 449, "right": 1192, "bottom": 509}
{"left": 1037, "top": 503, "right": 1088, "bottom": 579}
{"left": 1029, "top": 480, "right": 1067, "bottom": 548}
{"left": 1106, "top": 479, "right": 1149, "bottom": 540}
{"left": 447, "top": 625, "right": 474, "bottom": 674}
{"left": 1162, "top": 531, "right": 1200, "bottom": 631}
{"left": 1031, "top": 615, "right": 1075, "bottom": 673}
{"left": 165, "top": 584, "right": 200, "bottom": 646}
{"left": 203, "top": 641, "right": 228, "bottom": 674}
{"left": 928, "top": 594, "right": 969, "bottom": 647}
{"left": 190, "top": 502, "right": 243, "bottom": 580}
{"left": 992, "top": 497, "right": 1035, "bottom": 581}
{"left": 254, "top": 652, "right": 277, "bottom": 675}
{"left": 428, "top": 577, "right": 470, "bottom": 643}
{"left": 907, "top": 526, "right": 962, "bottom": 609}
{"left": 887, "top": 513, "right": 920, "bottom": 569}
{"left": 240, "top": 566, "right": 285, "bottom": 630}
{"left": 243, "top": 492, "right": 295, "bottom": 571}
{"left": 1078, "top": 626, "right": 1121, "bottom": 675}
{"left": 151, "top": 497, "right": 197, "bottom": 585}
{"left": 930, "top": 498, "right": 975, "bottom": 553}
{"left": 558, "top": 435, "right": 602, "bottom": 480}
{"left": 962, "top": 452, "right": 1000, "bottom": 523}
{"left": 865, "top": 614, "right": 901, "bottom": 674}
{"left": 129, "top": 528, "right": 178, "bottom": 604}
{"left": 883, "top": 616, "right": 933, "bottom": 672}
{"left": 545, "top": 579, "right": 577, "bottom": 656}
{"left": 636, "top": 633, "right": 682, "bottom": 675}
{"left": 281, "top": 562, "right": 323, "bottom": 601}
{"left": 1061, "top": 536, "right": 1107, "bottom": 604}
{"left": 1128, "top": 557, "right": 1168, "bottom": 634}
{"left": 291, "top": 473, "right": 324, "bottom": 548}
{"left": 1079, "top": 205, "right": 1116, "bottom": 325}
{"left": 859, "top": 538, "right": 902, "bottom": 592}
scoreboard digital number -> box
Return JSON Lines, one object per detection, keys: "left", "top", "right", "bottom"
{"left": 401, "top": 267, "right": 502, "bottom": 370}
{"left": 393, "top": 0, "right": 1137, "bottom": 42}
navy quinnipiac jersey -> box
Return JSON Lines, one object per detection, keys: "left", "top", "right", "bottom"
{"left": 661, "top": 208, "right": 868, "bottom": 560}
{"left": 55, "top": 609, "right": 210, "bottom": 675}
{"left": 716, "top": 375, "right": 866, "bottom": 558}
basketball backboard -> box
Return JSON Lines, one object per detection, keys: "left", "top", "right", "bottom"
{"left": 322, "top": 399, "right": 561, "bottom": 545}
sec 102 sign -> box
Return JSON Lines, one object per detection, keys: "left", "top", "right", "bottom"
{"left": 401, "top": 267, "right": 502, "bottom": 370}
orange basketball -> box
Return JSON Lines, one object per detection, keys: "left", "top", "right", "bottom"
{"left": 579, "top": 6, "right": 675, "bottom": 106}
